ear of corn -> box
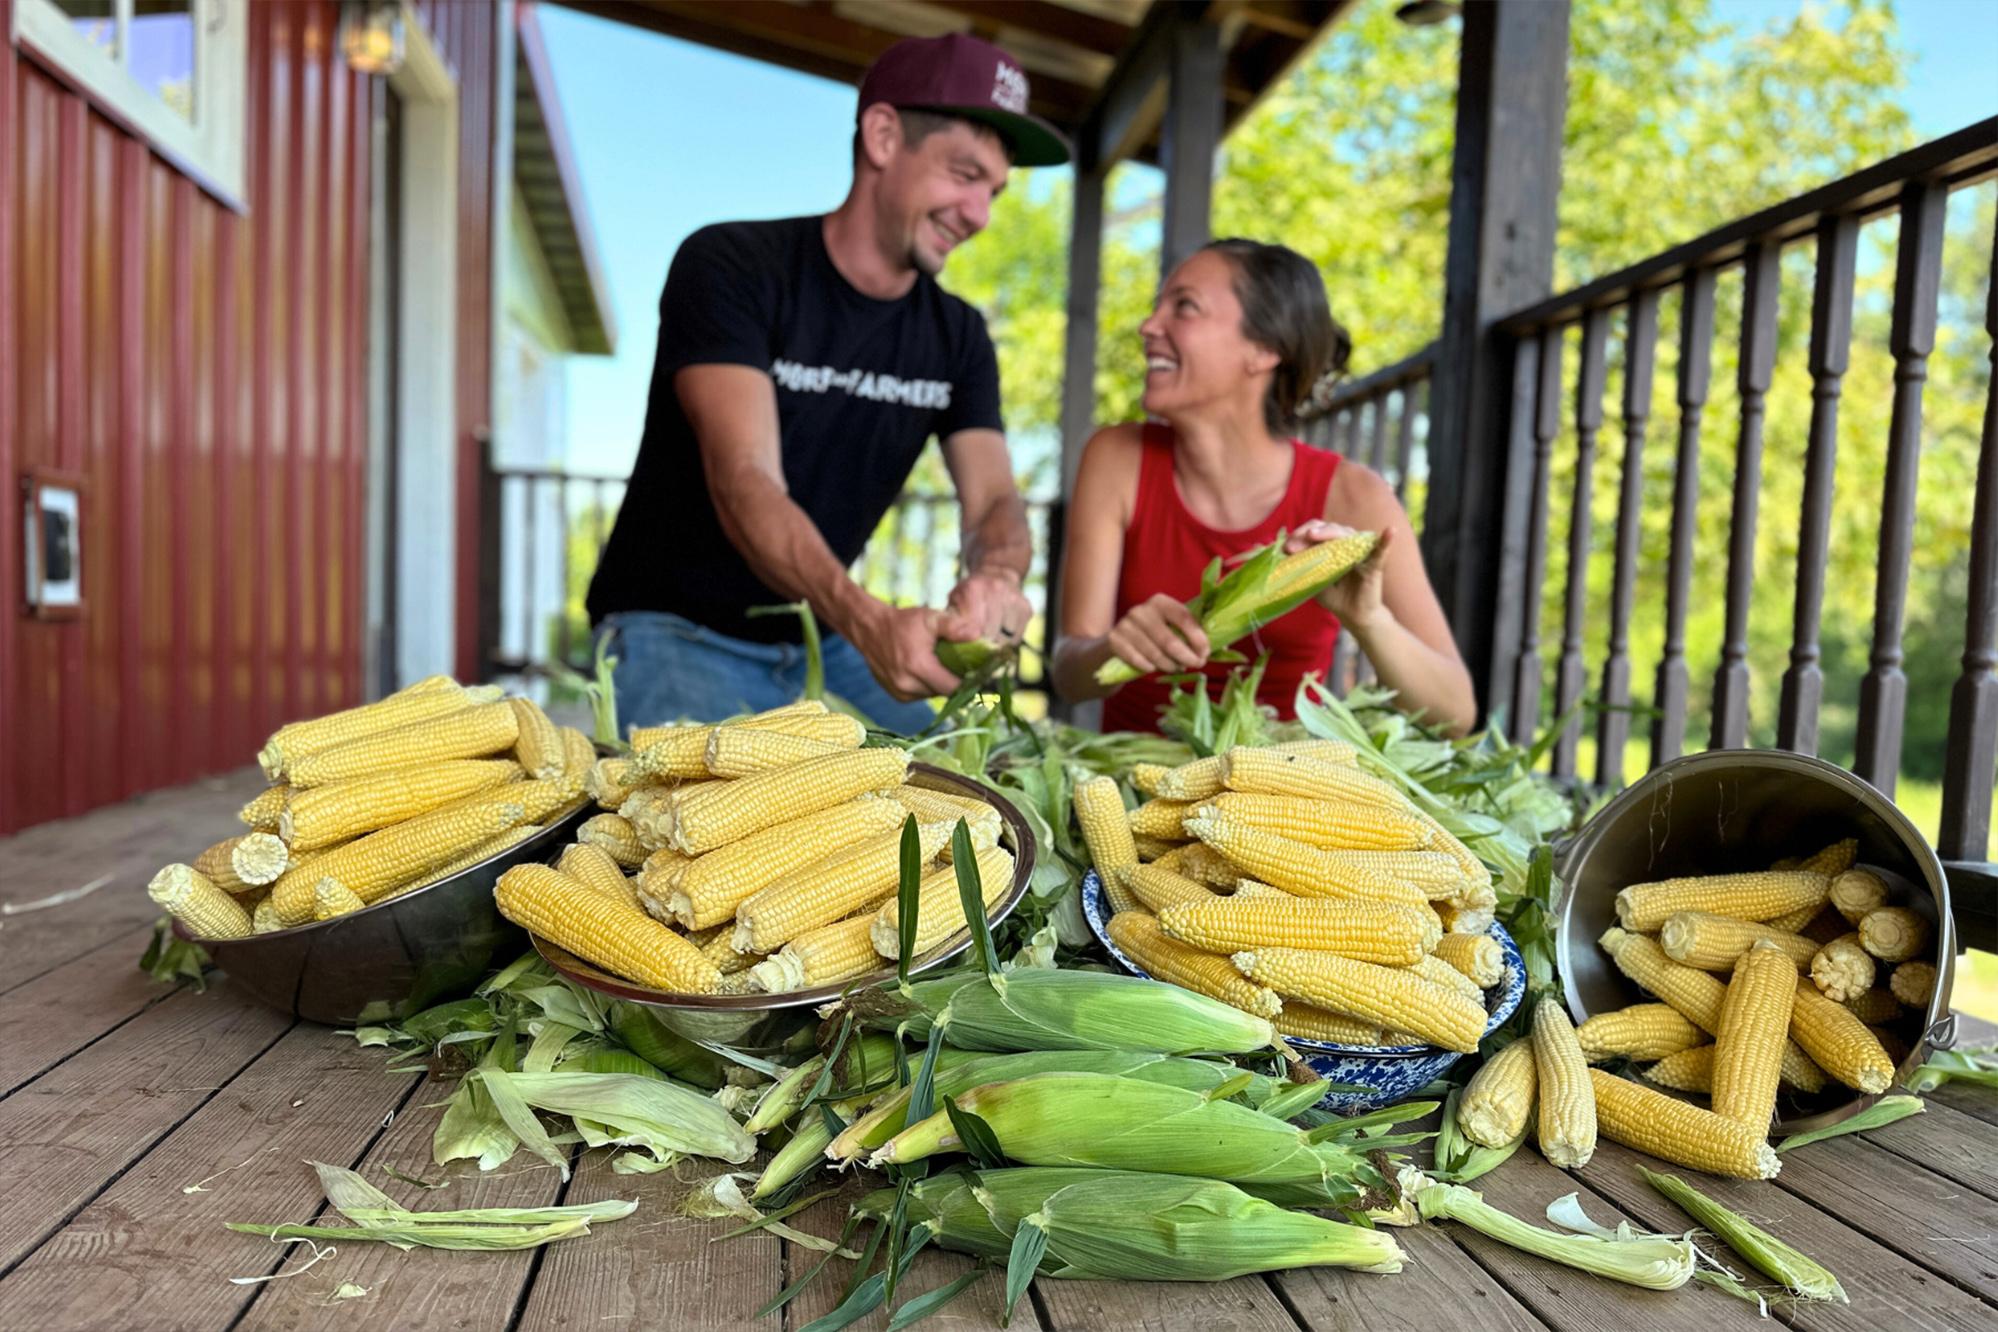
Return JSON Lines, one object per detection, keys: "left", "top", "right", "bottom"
{"left": 887, "top": 783, "right": 996, "bottom": 826}
{"left": 1589, "top": 1068, "right": 1780, "bottom": 1179}
{"left": 1075, "top": 776, "right": 1140, "bottom": 912}
{"left": 1150, "top": 842, "right": 1238, "bottom": 888}
{"left": 1235, "top": 947, "right": 1485, "bottom": 1052}
{"left": 192, "top": 837, "right": 253, "bottom": 893}
{"left": 587, "top": 757, "right": 646, "bottom": 810}
{"left": 558, "top": 727, "right": 596, "bottom": 786}
{"left": 1789, "top": 981, "right": 1895, "bottom": 1093}
{"left": 1828, "top": 868, "right": 1888, "bottom": 923}
{"left": 1152, "top": 742, "right": 1355, "bottom": 803}
{"left": 1764, "top": 901, "right": 1825, "bottom": 935}
{"left": 1132, "top": 833, "right": 1185, "bottom": 861}
{"left": 666, "top": 747, "right": 908, "bottom": 855}
{"left": 1432, "top": 932, "right": 1505, "bottom": 988}
{"left": 665, "top": 798, "right": 904, "bottom": 929}
{"left": 557, "top": 844, "right": 645, "bottom": 914}
{"left": 230, "top": 832, "right": 291, "bottom": 886}
{"left": 1275, "top": 1004, "right": 1386, "bottom": 1046}
{"left": 398, "top": 823, "right": 543, "bottom": 896}
{"left": 872, "top": 845, "right": 1014, "bottom": 960}
{"left": 494, "top": 864, "right": 720, "bottom": 993}
{"left": 696, "top": 927, "right": 761, "bottom": 976}
{"left": 257, "top": 675, "right": 472, "bottom": 779}
{"left": 312, "top": 877, "right": 367, "bottom": 921}
{"left": 1809, "top": 933, "right": 1876, "bottom": 1001}
{"left": 1408, "top": 953, "right": 1486, "bottom": 1004}
{"left": 1459, "top": 1038, "right": 1537, "bottom": 1149}
{"left": 278, "top": 759, "right": 522, "bottom": 853}
{"left": 1842, "top": 987, "right": 1903, "bottom": 1024}
{"left": 284, "top": 702, "right": 520, "bottom": 789}
{"left": 1127, "top": 798, "right": 1198, "bottom": 840}
{"left": 148, "top": 864, "right": 254, "bottom": 940}
{"left": 1711, "top": 941, "right": 1797, "bottom": 1129}
{"left": 748, "top": 914, "right": 883, "bottom": 993}
{"left": 1641, "top": 1043, "right": 1715, "bottom": 1092}
{"left": 507, "top": 697, "right": 566, "bottom": 780}
{"left": 1575, "top": 1004, "right": 1706, "bottom": 1062}
{"left": 1530, "top": 999, "right": 1596, "bottom": 1167}
{"left": 238, "top": 785, "right": 289, "bottom": 831}
{"left": 704, "top": 726, "right": 853, "bottom": 778}
{"left": 1799, "top": 838, "right": 1860, "bottom": 875}
{"left": 633, "top": 727, "right": 714, "bottom": 780}
{"left": 732, "top": 821, "right": 948, "bottom": 953}
{"left": 1614, "top": 870, "right": 1830, "bottom": 932}
{"left": 1319, "top": 850, "right": 1469, "bottom": 897}
{"left": 1888, "top": 961, "right": 1936, "bottom": 1008}
{"left": 1857, "top": 906, "right": 1929, "bottom": 963}
{"left": 1199, "top": 792, "right": 1432, "bottom": 853}
{"left": 1121, "top": 864, "right": 1221, "bottom": 915}
{"left": 1182, "top": 815, "right": 1432, "bottom": 910}
{"left": 251, "top": 894, "right": 285, "bottom": 934}
{"left": 270, "top": 796, "right": 527, "bottom": 924}
{"left": 1159, "top": 896, "right": 1439, "bottom": 966}
{"left": 507, "top": 777, "right": 589, "bottom": 825}
{"left": 1220, "top": 746, "right": 1407, "bottom": 810}
{"left": 1231, "top": 878, "right": 1295, "bottom": 901}
{"left": 1106, "top": 911, "right": 1282, "bottom": 1019}
{"left": 1129, "top": 763, "right": 1171, "bottom": 797}
{"left": 931, "top": 969, "right": 1277, "bottom": 1056}
{"left": 1658, "top": 911, "right": 1819, "bottom": 972}
{"left": 576, "top": 813, "right": 647, "bottom": 869}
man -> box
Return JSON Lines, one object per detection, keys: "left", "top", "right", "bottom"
{"left": 587, "top": 33, "right": 1067, "bottom": 733}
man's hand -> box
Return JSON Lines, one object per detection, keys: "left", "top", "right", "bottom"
{"left": 941, "top": 568, "right": 1032, "bottom": 647}
{"left": 849, "top": 603, "right": 964, "bottom": 701}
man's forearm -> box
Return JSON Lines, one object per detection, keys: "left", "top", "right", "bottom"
{"left": 960, "top": 490, "right": 1032, "bottom": 582}
{"left": 710, "top": 470, "right": 881, "bottom": 639}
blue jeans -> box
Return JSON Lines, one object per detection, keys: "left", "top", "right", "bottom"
{"left": 596, "top": 610, "right": 938, "bottom": 735}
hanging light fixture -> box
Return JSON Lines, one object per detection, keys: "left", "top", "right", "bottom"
{"left": 340, "top": 0, "right": 405, "bottom": 76}
{"left": 1394, "top": 0, "right": 1462, "bottom": 25}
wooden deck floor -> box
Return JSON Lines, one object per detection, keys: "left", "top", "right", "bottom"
{"left": 2, "top": 769, "right": 1995, "bottom": 1332}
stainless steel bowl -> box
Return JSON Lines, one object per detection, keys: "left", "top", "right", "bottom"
{"left": 182, "top": 801, "right": 594, "bottom": 1025}
{"left": 535, "top": 762, "right": 1039, "bottom": 1051}
{"left": 1555, "top": 747, "right": 1957, "bottom": 1135}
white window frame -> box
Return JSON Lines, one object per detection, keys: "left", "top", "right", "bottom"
{"left": 12, "top": 0, "right": 246, "bottom": 207}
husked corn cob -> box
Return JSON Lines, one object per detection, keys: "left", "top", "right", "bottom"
{"left": 625, "top": 700, "right": 824, "bottom": 752}
{"left": 733, "top": 821, "right": 949, "bottom": 953}
{"left": 1575, "top": 1004, "right": 1706, "bottom": 1062}
{"left": 635, "top": 708, "right": 858, "bottom": 780}
{"left": 1075, "top": 776, "right": 1140, "bottom": 912}
{"left": 285, "top": 702, "right": 520, "bottom": 789}
{"left": 1200, "top": 792, "right": 1432, "bottom": 854}
{"left": 1128, "top": 798, "right": 1198, "bottom": 840}
{"left": 938, "top": 810, "right": 1003, "bottom": 861}
{"left": 1598, "top": 927, "right": 1828, "bottom": 1092}
{"left": 257, "top": 675, "right": 476, "bottom": 779}
{"left": 1130, "top": 762, "right": 1171, "bottom": 797}
{"left": 1234, "top": 947, "right": 1486, "bottom": 1052}
{"left": 1763, "top": 901, "right": 1824, "bottom": 935}
{"left": 1711, "top": 940, "right": 1796, "bottom": 1128}
{"left": 279, "top": 759, "right": 522, "bottom": 853}
{"left": 1658, "top": 911, "right": 1819, "bottom": 972}
{"left": 1432, "top": 932, "right": 1505, "bottom": 988}
{"left": 238, "top": 785, "right": 289, "bottom": 831}
{"left": 192, "top": 837, "right": 254, "bottom": 893}
{"left": 1107, "top": 912, "right": 1282, "bottom": 1019}
{"left": 1122, "top": 864, "right": 1220, "bottom": 915}
{"left": 1889, "top": 961, "right": 1936, "bottom": 1008}
{"left": 399, "top": 823, "right": 542, "bottom": 895}
{"left": 312, "top": 877, "right": 367, "bottom": 921}
{"left": 558, "top": 844, "right": 644, "bottom": 914}
{"left": 619, "top": 787, "right": 676, "bottom": 850}
{"left": 1409, "top": 953, "right": 1486, "bottom": 1004}
{"left": 1810, "top": 933, "right": 1875, "bottom": 1001}
{"left": 1770, "top": 855, "right": 1802, "bottom": 871}
{"left": 1858, "top": 906, "right": 1929, "bottom": 963}
{"left": 558, "top": 728, "right": 596, "bottom": 787}
{"left": 705, "top": 724, "right": 858, "bottom": 778}
{"left": 1315, "top": 850, "right": 1467, "bottom": 898}
{"left": 749, "top": 914, "right": 883, "bottom": 994}
{"left": 1160, "top": 896, "right": 1439, "bottom": 966}
{"left": 633, "top": 727, "right": 713, "bottom": 780}
{"left": 1152, "top": 742, "right": 1354, "bottom": 803}
{"left": 1843, "top": 988, "right": 1902, "bottom": 1024}
{"left": 577, "top": 813, "right": 647, "bottom": 869}
{"left": 1615, "top": 870, "right": 1830, "bottom": 932}
{"left": 1151, "top": 842, "right": 1238, "bottom": 888}
{"left": 1868, "top": 1022, "right": 1913, "bottom": 1066}
{"left": 230, "top": 832, "right": 291, "bottom": 887}
{"left": 1231, "top": 878, "right": 1295, "bottom": 900}
{"left": 1459, "top": 1038, "right": 1537, "bottom": 1148}
{"left": 1275, "top": 1003, "right": 1385, "bottom": 1046}
{"left": 1133, "top": 834, "right": 1185, "bottom": 861}
{"left": 505, "top": 777, "right": 589, "bottom": 825}
{"left": 270, "top": 796, "right": 527, "bottom": 924}
{"left": 1589, "top": 1068, "right": 1779, "bottom": 1179}
{"left": 637, "top": 845, "right": 692, "bottom": 887}
{"left": 1800, "top": 838, "right": 1860, "bottom": 875}
{"left": 1531, "top": 999, "right": 1596, "bottom": 1166}
{"left": 148, "top": 864, "right": 253, "bottom": 940}
{"left": 1789, "top": 980, "right": 1894, "bottom": 1093}
{"left": 872, "top": 845, "right": 1014, "bottom": 959}
{"left": 1435, "top": 900, "right": 1498, "bottom": 937}
{"left": 690, "top": 925, "right": 759, "bottom": 976}
{"left": 887, "top": 783, "right": 995, "bottom": 825}
{"left": 1220, "top": 747, "right": 1408, "bottom": 809}
{"left": 506, "top": 697, "right": 565, "bottom": 780}
{"left": 587, "top": 757, "right": 646, "bottom": 810}
{"left": 1182, "top": 815, "right": 1431, "bottom": 910}
{"left": 666, "top": 798, "right": 904, "bottom": 929}
{"left": 1642, "top": 1043, "right": 1715, "bottom": 1093}
{"left": 251, "top": 895, "right": 284, "bottom": 934}
{"left": 1823, "top": 869, "right": 1887, "bottom": 926}
{"left": 495, "top": 864, "right": 720, "bottom": 993}
{"left": 668, "top": 748, "right": 908, "bottom": 855}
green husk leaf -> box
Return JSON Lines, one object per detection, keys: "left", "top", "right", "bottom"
{"left": 952, "top": 820, "right": 998, "bottom": 978}
{"left": 1776, "top": 1094, "right": 1924, "bottom": 1152}
{"left": 1414, "top": 1178, "right": 1695, "bottom": 1290}
{"left": 757, "top": 1213, "right": 863, "bottom": 1319}
{"left": 944, "top": 1096, "right": 1007, "bottom": 1168}
{"left": 1639, "top": 1166, "right": 1847, "bottom": 1302}
{"left": 1002, "top": 1215, "right": 1048, "bottom": 1327}
{"left": 478, "top": 1069, "right": 755, "bottom": 1175}
{"left": 885, "top": 1267, "right": 986, "bottom": 1332}
{"left": 802, "top": 1228, "right": 934, "bottom": 1332}
{"left": 897, "top": 816, "right": 923, "bottom": 986}
{"left": 1906, "top": 1049, "right": 1998, "bottom": 1093}
{"left": 907, "top": 1024, "right": 946, "bottom": 1126}
{"left": 139, "top": 915, "right": 210, "bottom": 991}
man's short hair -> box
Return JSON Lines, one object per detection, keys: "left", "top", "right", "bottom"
{"left": 852, "top": 106, "right": 1014, "bottom": 166}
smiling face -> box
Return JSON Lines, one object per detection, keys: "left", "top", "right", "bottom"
{"left": 1139, "top": 250, "right": 1278, "bottom": 423}
{"left": 861, "top": 108, "right": 1011, "bottom": 276}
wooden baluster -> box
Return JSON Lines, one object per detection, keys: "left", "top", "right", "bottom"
{"left": 1367, "top": 395, "right": 1391, "bottom": 470}
{"left": 1653, "top": 269, "right": 1716, "bottom": 766}
{"left": 521, "top": 476, "right": 537, "bottom": 671}
{"left": 557, "top": 478, "right": 575, "bottom": 669}
{"left": 1553, "top": 309, "right": 1610, "bottom": 778}
{"left": 1596, "top": 291, "right": 1659, "bottom": 789}
{"left": 1710, "top": 239, "right": 1782, "bottom": 750}
{"left": 1856, "top": 180, "right": 1949, "bottom": 795}
{"left": 1339, "top": 407, "right": 1360, "bottom": 458}
{"left": 1938, "top": 214, "right": 1998, "bottom": 865}
{"left": 1393, "top": 381, "right": 1421, "bottom": 501}
{"left": 1510, "top": 326, "right": 1564, "bottom": 744}
{"left": 1777, "top": 213, "right": 1860, "bottom": 755}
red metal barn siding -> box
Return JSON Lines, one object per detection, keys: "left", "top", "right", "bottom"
{"left": 0, "top": 0, "right": 501, "bottom": 834}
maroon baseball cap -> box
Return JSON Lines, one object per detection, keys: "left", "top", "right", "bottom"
{"left": 857, "top": 32, "right": 1071, "bottom": 168}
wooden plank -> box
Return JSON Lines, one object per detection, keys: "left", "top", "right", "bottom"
{"left": 514, "top": 1149, "right": 784, "bottom": 1332}
{"left": 1929, "top": 1081, "right": 1998, "bottom": 1130}
{"left": 237, "top": 1070, "right": 572, "bottom": 1331}
{"left": 1270, "top": 1220, "right": 1549, "bottom": 1331}
{"left": 1035, "top": 1272, "right": 1297, "bottom": 1331}
{"left": 0, "top": 931, "right": 180, "bottom": 1098}
{"left": 0, "top": 1024, "right": 421, "bottom": 1330}
{"left": 1574, "top": 1136, "right": 1998, "bottom": 1332}
{"left": 1769, "top": 1130, "right": 1998, "bottom": 1305}
{"left": 0, "top": 979, "right": 291, "bottom": 1272}
{"left": 1854, "top": 1094, "right": 1998, "bottom": 1203}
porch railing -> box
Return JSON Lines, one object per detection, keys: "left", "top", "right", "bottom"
{"left": 1476, "top": 116, "right": 1998, "bottom": 934}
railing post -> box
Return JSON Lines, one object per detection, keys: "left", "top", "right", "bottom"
{"left": 1652, "top": 269, "right": 1715, "bottom": 766}
{"left": 1597, "top": 290, "right": 1659, "bottom": 789}
{"left": 1158, "top": 13, "right": 1222, "bottom": 276}
{"left": 1509, "top": 327, "right": 1563, "bottom": 744}
{"left": 1710, "top": 239, "right": 1781, "bottom": 750}
{"left": 1421, "top": 0, "right": 1570, "bottom": 725}
{"left": 475, "top": 430, "right": 503, "bottom": 684}
{"left": 1553, "top": 309, "right": 1609, "bottom": 778}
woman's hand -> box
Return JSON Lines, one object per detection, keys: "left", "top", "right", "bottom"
{"left": 1285, "top": 520, "right": 1394, "bottom": 632}
{"left": 1106, "top": 594, "right": 1212, "bottom": 677}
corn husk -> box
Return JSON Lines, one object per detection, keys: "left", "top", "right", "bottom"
{"left": 931, "top": 968, "right": 1275, "bottom": 1055}
{"left": 1412, "top": 1173, "right": 1696, "bottom": 1290}
{"left": 1640, "top": 1166, "right": 1848, "bottom": 1302}
{"left": 475, "top": 1069, "right": 754, "bottom": 1180}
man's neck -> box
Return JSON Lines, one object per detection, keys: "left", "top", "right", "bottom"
{"left": 822, "top": 198, "right": 919, "bottom": 301}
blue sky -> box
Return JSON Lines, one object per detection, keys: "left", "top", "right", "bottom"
{"left": 538, "top": 0, "right": 1996, "bottom": 480}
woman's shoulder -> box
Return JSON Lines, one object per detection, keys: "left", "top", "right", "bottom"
{"left": 1076, "top": 421, "right": 1152, "bottom": 480}
{"left": 1321, "top": 454, "right": 1404, "bottom": 523}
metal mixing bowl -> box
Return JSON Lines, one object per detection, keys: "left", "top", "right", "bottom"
{"left": 1556, "top": 747, "right": 1958, "bottom": 1135}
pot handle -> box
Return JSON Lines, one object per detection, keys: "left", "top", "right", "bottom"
{"left": 1923, "top": 1011, "right": 1958, "bottom": 1055}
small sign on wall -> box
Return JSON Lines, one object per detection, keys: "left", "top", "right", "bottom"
{"left": 22, "top": 470, "right": 83, "bottom": 619}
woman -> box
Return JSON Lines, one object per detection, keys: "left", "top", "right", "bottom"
{"left": 1051, "top": 239, "right": 1476, "bottom": 735}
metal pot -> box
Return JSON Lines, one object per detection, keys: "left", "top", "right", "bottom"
{"left": 1555, "top": 747, "right": 1958, "bottom": 1135}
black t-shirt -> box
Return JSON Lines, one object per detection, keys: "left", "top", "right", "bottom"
{"left": 585, "top": 215, "right": 1004, "bottom": 643}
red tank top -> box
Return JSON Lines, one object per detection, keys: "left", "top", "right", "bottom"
{"left": 1101, "top": 425, "right": 1343, "bottom": 734}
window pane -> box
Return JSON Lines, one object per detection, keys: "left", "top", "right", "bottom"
{"left": 130, "top": 0, "right": 195, "bottom": 121}
{"left": 49, "top": 0, "right": 117, "bottom": 56}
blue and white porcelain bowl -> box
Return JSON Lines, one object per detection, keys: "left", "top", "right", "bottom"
{"left": 1082, "top": 869, "right": 1527, "bottom": 1112}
